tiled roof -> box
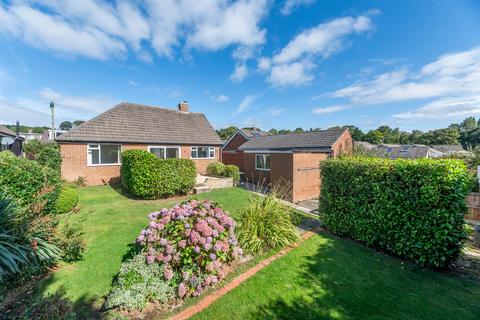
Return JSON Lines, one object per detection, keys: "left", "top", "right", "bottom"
{"left": 431, "top": 145, "right": 464, "bottom": 153}
{"left": 238, "top": 128, "right": 346, "bottom": 151}
{"left": 56, "top": 102, "right": 223, "bottom": 145}
{"left": 0, "top": 125, "right": 16, "bottom": 137}
{"left": 239, "top": 128, "right": 271, "bottom": 138}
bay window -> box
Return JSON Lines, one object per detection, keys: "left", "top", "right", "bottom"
{"left": 191, "top": 146, "right": 215, "bottom": 159}
{"left": 255, "top": 154, "right": 270, "bottom": 171}
{"left": 88, "top": 144, "right": 121, "bottom": 165}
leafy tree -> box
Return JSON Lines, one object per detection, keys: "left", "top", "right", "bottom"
{"left": 268, "top": 128, "right": 278, "bottom": 135}
{"left": 278, "top": 129, "right": 292, "bottom": 135}
{"left": 344, "top": 125, "right": 364, "bottom": 141}
{"left": 364, "top": 130, "right": 384, "bottom": 144}
{"left": 461, "top": 117, "right": 477, "bottom": 130}
{"left": 216, "top": 126, "right": 238, "bottom": 140}
{"left": 73, "top": 120, "right": 85, "bottom": 127}
{"left": 293, "top": 127, "right": 304, "bottom": 133}
{"left": 59, "top": 121, "right": 73, "bottom": 131}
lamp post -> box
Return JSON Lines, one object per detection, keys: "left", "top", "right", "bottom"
{"left": 50, "top": 101, "right": 55, "bottom": 140}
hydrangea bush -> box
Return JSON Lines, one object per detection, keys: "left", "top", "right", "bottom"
{"left": 136, "top": 199, "right": 243, "bottom": 299}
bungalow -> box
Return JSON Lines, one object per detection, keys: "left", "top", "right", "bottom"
{"left": 221, "top": 128, "right": 270, "bottom": 172}
{"left": 233, "top": 128, "right": 352, "bottom": 202}
{"left": 0, "top": 124, "right": 24, "bottom": 156}
{"left": 56, "top": 102, "right": 223, "bottom": 185}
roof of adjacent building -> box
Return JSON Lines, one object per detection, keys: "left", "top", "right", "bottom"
{"left": 238, "top": 128, "right": 347, "bottom": 151}
{"left": 0, "top": 125, "right": 16, "bottom": 137}
{"left": 56, "top": 102, "right": 223, "bottom": 145}
{"left": 374, "top": 144, "right": 444, "bottom": 159}
{"left": 431, "top": 145, "right": 464, "bottom": 153}
{"left": 238, "top": 128, "right": 271, "bottom": 138}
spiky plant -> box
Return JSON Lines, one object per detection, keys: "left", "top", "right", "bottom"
{"left": 236, "top": 194, "right": 300, "bottom": 254}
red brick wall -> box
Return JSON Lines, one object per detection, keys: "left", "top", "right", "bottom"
{"left": 222, "top": 133, "right": 247, "bottom": 151}
{"left": 331, "top": 130, "right": 353, "bottom": 157}
{"left": 59, "top": 143, "right": 220, "bottom": 185}
{"left": 292, "top": 152, "right": 329, "bottom": 202}
{"left": 243, "top": 153, "right": 270, "bottom": 186}
{"left": 221, "top": 132, "right": 248, "bottom": 172}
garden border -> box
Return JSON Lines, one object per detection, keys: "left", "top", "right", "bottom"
{"left": 169, "top": 228, "right": 321, "bottom": 320}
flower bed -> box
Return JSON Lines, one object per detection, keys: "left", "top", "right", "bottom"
{"left": 107, "top": 199, "right": 243, "bottom": 311}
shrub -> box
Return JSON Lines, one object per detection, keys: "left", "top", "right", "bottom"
{"left": 206, "top": 161, "right": 225, "bottom": 176}
{"left": 236, "top": 195, "right": 299, "bottom": 254}
{"left": 54, "top": 222, "right": 85, "bottom": 263}
{"left": 223, "top": 165, "right": 240, "bottom": 184}
{"left": 121, "top": 150, "right": 197, "bottom": 199}
{"left": 37, "top": 146, "right": 62, "bottom": 172}
{"left": 56, "top": 187, "right": 79, "bottom": 214}
{"left": 0, "top": 151, "right": 61, "bottom": 217}
{"left": 319, "top": 157, "right": 471, "bottom": 268}
{"left": 135, "top": 200, "right": 242, "bottom": 302}
{"left": 105, "top": 253, "right": 175, "bottom": 311}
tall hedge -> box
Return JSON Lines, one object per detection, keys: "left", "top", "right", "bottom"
{"left": 0, "top": 151, "right": 61, "bottom": 216}
{"left": 121, "top": 150, "right": 197, "bottom": 199}
{"left": 319, "top": 157, "right": 471, "bottom": 268}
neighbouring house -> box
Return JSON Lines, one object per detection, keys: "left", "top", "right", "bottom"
{"left": 20, "top": 130, "right": 43, "bottom": 141}
{"left": 0, "top": 124, "right": 24, "bottom": 156}
{"left": 234, "top": 128, "right": 352, "bottom": 203}
{"left": 221, "top": 128, "right": 270, "bottom": 172}
{"left": 353, "top": 142, "right": 466, "bottom": 159}
{"left": 56, "top": 102, "right": 223, "bottom": 185}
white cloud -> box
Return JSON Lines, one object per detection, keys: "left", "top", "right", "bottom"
{"left": 0, "top": 88, "right": 119, "bottom": 126}
{"left": 280, "top": 0, "right": 315, "bottom": 15}
{"left": 265, "top": 107, "right": 286, "bottom": 117}
{"left": 0, "top": 0, "right": 268, "bottom": 68}
{"left": 268, "top": 59, "right": 315, "bottom": 87}
{"left": 312, "top": 104, "right": 351, "bottom": 114}
{"left": 329, "top": 47, "right": 480, "bottom": 121}
{"left": 127, "top": 80, "right": 139, "bottom": 87}
{"left": 211, "top": 94, "right": 229, "bottom": 102}
{"left": 230, "top": 63, "right": 249, "bottom": 83}
{"left": 234, "top": 94, "right": 259, "bottom": 115}
{"left": 260, "top": 13, "right": 376, "bottom": 87}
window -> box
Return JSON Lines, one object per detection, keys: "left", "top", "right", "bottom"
{"left": 148, "top": 146, "right": 180, "bottom": 159}
{"left": 191, "top": 146, "right": 215, "bottom": 159}
{"left": 88, "top": 144, "right": 121, "bottom": 165}
{"left": 255, "top": 154, "right": 270, "bottom": 171}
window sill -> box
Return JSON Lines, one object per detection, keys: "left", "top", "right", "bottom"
{"left": 87, "top": 163, "right": 121, "bottom": 167}
{"left": 255, "top": 168, "right": 271, "bottom": 171}
{"left": 191, "top": 157, "right": 216, "bottom": 160}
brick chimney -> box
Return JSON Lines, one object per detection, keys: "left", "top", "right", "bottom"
{"left": 178, "top": 101, "right": 189, "bottom": 113}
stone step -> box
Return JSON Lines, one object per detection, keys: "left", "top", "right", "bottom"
{"left": 193, "top": 185, "right": 211, "bottom": 194}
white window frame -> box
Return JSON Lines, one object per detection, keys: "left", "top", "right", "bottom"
{"left": 255, "top": 154, "right": 271, "bottom": 171}
{"left": 87, "top": 143, "right": 122, "bottom": 166}
{"left": 191, "top": 146, "right": 216, "bottom": 159}
{"left": 148, "top": 146, "right": 182, "bottom": 159}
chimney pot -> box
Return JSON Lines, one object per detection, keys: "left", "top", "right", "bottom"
{"left": 178, "top": 101, "right": 189, "bottom": 113}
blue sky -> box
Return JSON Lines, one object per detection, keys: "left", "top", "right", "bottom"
{"left": 1, "top": 0, "right": 480, "bottom": 132}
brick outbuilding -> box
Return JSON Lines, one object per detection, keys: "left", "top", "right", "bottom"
{"left": 229, "top": 128, "right": 352, "bottom": 202}
{"left": 56, "top": 102, "right": 223, "bottom": 185}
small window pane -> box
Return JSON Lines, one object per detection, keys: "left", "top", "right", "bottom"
{"left": 100, "top": 145, "right": 120, "bottom": 164}
{"left": 90, "top": 149, "right": 100, "bottom": 164}
{"left": 265, "top": 155, "right": 270, "bottom": 169}
{"left": 166, "top": 147, "right": 179, "bottom": 159}
{"left": 209, "top": 147, "right": 215, "bottom": 158}
{"left": 150, "top": 147, "right": 165, "bottom": 159}
{"left": 191, "top": 147, "right": 197, "bottom": 158}
{"left": 197, "top": 147, "right": 208, "bottom": 158}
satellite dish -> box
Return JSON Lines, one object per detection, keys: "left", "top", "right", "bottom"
{"left": 0, "top": 137, "right": 15, "bottom": 145}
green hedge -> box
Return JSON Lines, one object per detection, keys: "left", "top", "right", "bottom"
{"left": 224, "top": 165, "right": 240, "bottom": 184}
{"left": 206, "top": 161, "right": 225, "bottom": 176}
{"left": 55, "top": 187, "right": 79, "bottom": 214}
{"left": 319, "top": 157, "right": 471, "bottom": 268}
{"left": 121, "top": 150, "right": 197, "bottom": 199}
{"left": 0, "top": 151, "right": 61, "bottom": 216}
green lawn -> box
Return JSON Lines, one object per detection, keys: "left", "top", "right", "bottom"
{"left": 193, "top": 233, "right": 479, "bottom": 320}
{"left": 40, "top": 185, "right": 252, "bottom": 307}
